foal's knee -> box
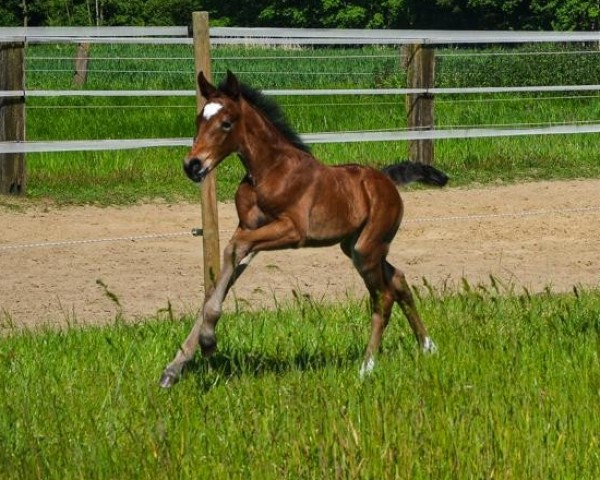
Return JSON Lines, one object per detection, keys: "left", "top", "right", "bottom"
{"left": 203, "top": 300, "right": 221, "bottom": 324}
{"left": 223, "top": 241, "right": 251, "bottom": 267}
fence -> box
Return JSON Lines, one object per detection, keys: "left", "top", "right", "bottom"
{"left": 3, "top": 25, "right": 600, "bottom": 158}
{"left": 1, "top": 19, "right": 600, "bottom": 292}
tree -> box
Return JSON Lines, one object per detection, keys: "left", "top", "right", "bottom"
{"left": 258, "top": 0, "right": 322, "bottom": 27}
{"left": 141, "top": 0, "right": 196, "bottom": 26}
{"left": 1, "top": 0, "right": 599, "bottom": 30}
{"left": 533, "top": 0, "right": 600, "bottom": 30}
{"left": 0, "top": 0, "right": 24, "bottom": 26}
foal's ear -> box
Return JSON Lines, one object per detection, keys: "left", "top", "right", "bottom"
{"left": 197, "top": 71, "right": 217, "bottom": 99}
{"left": 222, "top": 70, "right": 241, "bottom": 100}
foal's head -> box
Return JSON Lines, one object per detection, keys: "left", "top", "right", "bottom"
{"left": 183, "top": 71, "right": 310, "bottom": 183}
{"left": 183, "top": 70, "right": 243, "bottom": 183}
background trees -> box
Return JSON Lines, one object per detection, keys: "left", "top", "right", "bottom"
{"left": 1, "top": 0, "right": 599, "bottom": 29}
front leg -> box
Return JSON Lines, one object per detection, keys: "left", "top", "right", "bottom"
{"left": 159, "top": 217, "right": 302, "bottom": 388}
{"left": 159, "top": 232, "right": 253, "bottom": 388}
{"left": 199, "top": 216, "right": 304, "bottom": 353}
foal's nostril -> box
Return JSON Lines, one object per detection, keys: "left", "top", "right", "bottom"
{"left": 183, "top": 158, "right": 208, "bottom": 183}
{"left": 183, "top": 158, "right": 199, "bottom": 176}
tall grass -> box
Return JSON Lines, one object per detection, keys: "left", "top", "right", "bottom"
{"left": 21, "top": 42, "right": 600, "bottom": 204}
{"left": 1, "top": 285, "right": 599, "bottom": 478}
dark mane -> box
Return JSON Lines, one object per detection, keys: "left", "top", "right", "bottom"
{"left": 219, "top": 78, "right": 311, "bottom": 154}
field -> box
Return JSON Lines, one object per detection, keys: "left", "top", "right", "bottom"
{"left": 2, "top": 290, "right": 600, "bottom": 478}
{"left": 1, "top": 41, "right": 600, "bottom": 478}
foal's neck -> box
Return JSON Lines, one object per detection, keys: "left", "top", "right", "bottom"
{"left": 237, "top": 100, "right": 307, "bottom": 182}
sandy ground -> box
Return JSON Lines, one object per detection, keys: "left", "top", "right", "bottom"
{"left": 1, "top": 179, "right": 599, "bottom": 328}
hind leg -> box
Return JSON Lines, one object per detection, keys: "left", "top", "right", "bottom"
{"left": 341, "top": 242, "right": 435, "bottom": 377}
{"left": 384, "top": 261, "right": 436, "bottom": 353}
{"left": 360, "top": 288, "right": 395, "bottom": 377}
{"left": 341, "top": 239, "right": 396, "bottom": 377}
{"left": 357, "top": 258, "right": 436, "bottom": 378}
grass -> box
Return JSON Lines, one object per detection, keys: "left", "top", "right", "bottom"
{"left": 1, "top": 285, "right": 599, "bottom": 478}
{"left": 17, "top": 42, "right": 600, "bottom": 204}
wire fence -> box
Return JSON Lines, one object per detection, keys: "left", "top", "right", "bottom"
{"left": 1, "top": 29, "right": 600, "bottom": 161}
{"left": 3, "top": 27, "right": 598, "bottom": 151}
{"left": 2, "top": 204, "right": 599, "bottom": 253}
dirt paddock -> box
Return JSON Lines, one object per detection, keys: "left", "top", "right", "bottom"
{"left": 1, "top": 178, "right": 599, "bottom": 329}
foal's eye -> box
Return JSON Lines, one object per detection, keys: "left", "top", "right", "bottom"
{"left": 221, "top": 121, "right": 233, "bottom": 131}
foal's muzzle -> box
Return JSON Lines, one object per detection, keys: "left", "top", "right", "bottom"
{"left": 184, "top": 158, "right": 209, "bottom": 183}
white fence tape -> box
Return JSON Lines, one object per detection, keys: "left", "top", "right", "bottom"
{"left": 2, "top": 26, "right": 600, "bottom": 45}
{"left": 3, "top": 123, "right": 600, "bottom": 154}
{"left": 1, "top": 27, "right": 599, "bottom": 154}
{"left": 3, "top": 84, "right": 600, "bottom": 99}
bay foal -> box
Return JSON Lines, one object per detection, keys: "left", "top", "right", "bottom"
{"left": 159, "top": 71, "right": 448, "bottom": 387}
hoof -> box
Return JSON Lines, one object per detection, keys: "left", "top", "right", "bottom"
{"left": 200, "top": 344, "right": 216, "bottom": 357}
{"left": 159, "top": 369, "right": 179, "bottom": 388}
{"left": 199, "top": 334, "right": 217, "bottom": 357}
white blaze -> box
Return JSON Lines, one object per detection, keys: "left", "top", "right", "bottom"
{"left": 203, "top": 102, "right": 223, "bottom": 120}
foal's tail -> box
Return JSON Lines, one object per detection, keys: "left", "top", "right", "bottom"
{"left": 381, "top": 161, "right": 449, "bottom": 187}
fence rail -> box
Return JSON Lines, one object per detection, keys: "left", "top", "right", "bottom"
{"left": 2, "top": 26, "right": 600, "bottom": 45}
{"left": 3, "top": 84, "right": 600, "bottom": 100}
{"left": 4, "top": 122, "right": 600, "bottom": 154}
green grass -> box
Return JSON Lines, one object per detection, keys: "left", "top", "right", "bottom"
{"left": 17, "top": 42, "right": 600, "bottom": 204}
{"left": 1, "top": 285, "right": 600, "bottom": 478}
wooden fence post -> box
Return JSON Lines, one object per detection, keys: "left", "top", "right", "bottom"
{"left": 192, "top": 12, "right": 221, "bottom": 291}
{"left": 404, "top": 44, "right": 435, "bottom": 165}
{"left": 0, "top": 42, "right": 26, "bottom": 195}
{"left": 73, "top": 42, "right": 90, "bottom": 86}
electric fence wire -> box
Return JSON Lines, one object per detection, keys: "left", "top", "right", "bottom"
{"left": 2, "top": 205, "right": 600, "bottom": 253}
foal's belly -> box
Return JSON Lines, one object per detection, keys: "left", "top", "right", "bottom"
{"left": 305, "top": 213, "right": 361, "bottom": 245}
{"left": 306, "top": 184, "right": 367, "bottom": 243}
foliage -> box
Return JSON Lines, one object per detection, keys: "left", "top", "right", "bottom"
{"left": 2, "top": 0, "right": 600, "bottom": 29}
{"left": 0, "top": 0, "right": 22, "bottom": 26}
{"left": 533, "top": 0, "right": 600, "bottom": 30}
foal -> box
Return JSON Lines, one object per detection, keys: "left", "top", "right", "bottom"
{"left": 159, "top": 71, "right": 448, "bottom": 388}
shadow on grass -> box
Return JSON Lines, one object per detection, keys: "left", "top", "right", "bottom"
{"left": 186, "top": 344, "right": 366, "bottom": 392}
